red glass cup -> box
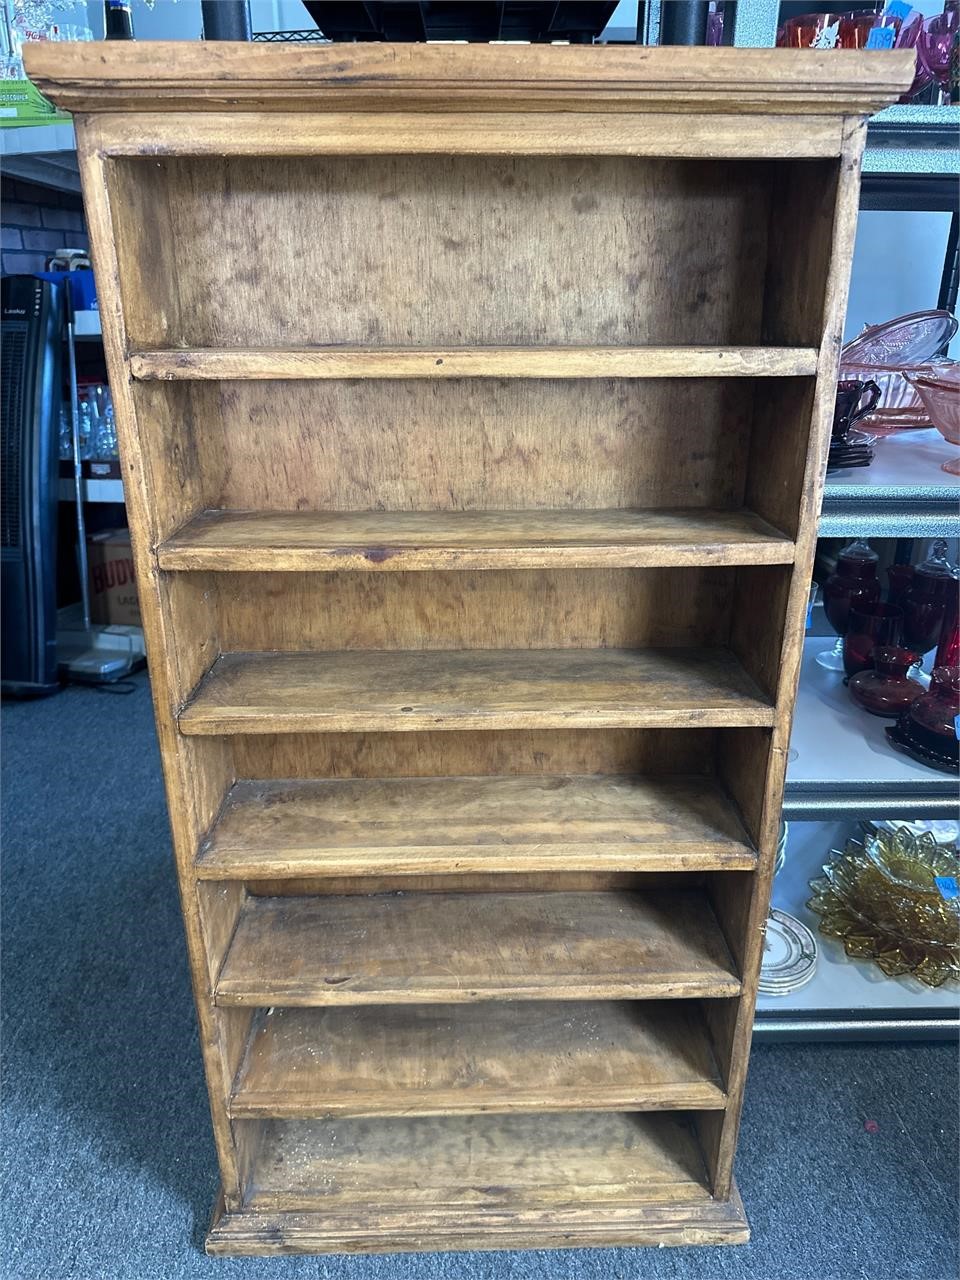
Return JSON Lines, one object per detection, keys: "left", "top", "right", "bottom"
{"left": 843, "top": 603, "right": 903, "bottom": 677}
{"left": 833, "top": 379, "right": 881, "bottom": 438}
{"left": 777, "top": 13, "right": 840, "bottom": 48}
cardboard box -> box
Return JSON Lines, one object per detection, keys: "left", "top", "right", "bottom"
{"left": 87, "top": 529, "right": 141, "bottom": 627}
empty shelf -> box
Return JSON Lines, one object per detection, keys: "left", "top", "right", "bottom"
{"left": 197, "top": 774, "right": 757, "bottom": 878}
{"left": 229, "top": 1000, "right": 727, "bottom": 1118}
{"left": 179, "top": 648, "right": 776, "bottom": 735}
{"left": 214, "top": 889, "right": 741, "bottom": 1006}
{"left": 159, "top": 508, "right": 795, "bottom": 572}
{"left": 207, "top": 1112, "right": 749, "bottom": 1252}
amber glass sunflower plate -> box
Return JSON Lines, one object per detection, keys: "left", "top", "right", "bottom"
{"left": 808, "top": 828, "right": 960, "bottom": 987}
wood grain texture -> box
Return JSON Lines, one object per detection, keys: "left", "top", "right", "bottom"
{"left": 131, "top": 347, "right": 817, "bottom": 381}
{"left": 26, "top": 42, "right": 915, "bottom": 116}
{"left": 207, "top": 1183, "right": 749, "bottom": 1254}
{"left": 92, "top": 110, "right": 845, "bottom": 159}
{"left": 702, "top": 122, "right": 872, "bottom": 1202}
{"left": 179, "top": 648, "right": 776, "bottom": 736}
{"left": 159, "top": 508, "right": 794, "bottom": 572}
{"left": 112, "top": 154, "right": 775, "bottom": 351}
{"left": 143, "top": 378, "right": 756, "bottom": 516}
{"left": 214, "top": 889, "right": 741, "bottom": 1006}
{"left": 236, "top": 1111, "right": 714, "bottom": 1214}
{"left": 198, "top": 775, "right": 756, "bottom": 879}
{"left": 207, "top": 566, "right": 737, "bottom": 652}
{"left": 72, "top": 125, "right": 245, "bottom": 1209}
{"left": 230, "top": 1001, "right": 725, "bottom": 1118}
{"left": 243, "top": 873, "right": 688, "bottom": 899}
{"left": 230, "top": 728, "right": 713, "bottom": 783}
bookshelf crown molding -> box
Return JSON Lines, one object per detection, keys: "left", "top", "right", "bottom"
{"left": 26, "top": 43, "right": 915, "bottom": 117}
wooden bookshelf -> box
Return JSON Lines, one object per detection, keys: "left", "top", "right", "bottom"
{"left": 29, "top": 39, "right": 913, "bottom": 1257}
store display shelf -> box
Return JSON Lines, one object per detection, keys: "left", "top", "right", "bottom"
{"left": 864, "top": 103, "right": 960, "bottom": 178}
{"left": 753, "top": 820, "right": 959, "bottom": 1041}
{"left": 783, "top": 637, "right": 957, "bottom": 821}
{"left": 819, "top": 428, "right": 960, "bottom": 538}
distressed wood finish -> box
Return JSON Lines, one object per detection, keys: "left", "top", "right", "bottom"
{"left": 180, "top": 647, "right": 776, "bottom": 735}
{"left": 230, "top": 1001, "right": 726, "bottom": 1117}
{"left": 92, "top": 110, "right": 846, "bottom": 159}
{"left": 30, "top": 39, "right": 913, "bottom": 1256}
{"left": 215, "top": 890, "right": 741, "bottom": 1006}
{"left": 159, "top": 508, "right": 795, "bottom": 573}
{"left": 26, "top": 43, "right": 909, "bottom": 115}
{"left": 130, "top": 347, "right": 817, "bottom": 381}
{"left": 197, "top": 774, "right": 756, "bottom": 878}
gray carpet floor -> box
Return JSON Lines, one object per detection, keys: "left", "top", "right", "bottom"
{"left": 2, "top": 674, "right": 957, "bottom": 1280}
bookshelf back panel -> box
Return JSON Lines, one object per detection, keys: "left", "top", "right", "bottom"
{"left": 230, "top": 726, "right": 715, "bottom": 781}
{"left": 111, "top": 154, "right": 777, "bottom": 349}
{"left": 133, "top": 377, "right": 757, "bottom": 534}
{"left": 202, "top": 565, "right": 746, "bottom": 652}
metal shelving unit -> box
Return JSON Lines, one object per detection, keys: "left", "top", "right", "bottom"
{"left": 783, "top": 638, "right": 958, "bottom": 822}
{"left": 754, "top": 821, "right": 959, "bottom": 1041}
{"left": 789, "top": 98, "right": 959, "bottom": 1034}
{"left": 820, "top": 429, "right": 960, "bottom": 539}
{"left": 863, "top": 103, "right": 960, "bottom": 181}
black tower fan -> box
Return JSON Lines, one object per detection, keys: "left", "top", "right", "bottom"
{"left": 1, "top": 275, "right": 62, "bottom": 696}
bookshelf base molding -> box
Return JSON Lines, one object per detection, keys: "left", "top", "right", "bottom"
{"left": 206, "top": 1188, "right": 751, "bottom": 1255}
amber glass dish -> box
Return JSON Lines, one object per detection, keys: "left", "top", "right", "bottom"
{"left": 808, "top": 828, "right": 960, "bottom": 987}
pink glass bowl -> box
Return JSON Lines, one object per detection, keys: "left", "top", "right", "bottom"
{"left": 904, "top": 366, "right": 960, "bottom": 475}
{"left": 841, "top": 310, "right": 959, "bottom": 432}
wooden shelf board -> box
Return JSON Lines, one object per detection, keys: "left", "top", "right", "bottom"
{"left": 240, "top": 1111, "right": 714, "bottom": 1211}
{"left": 208, "top": 1112, "right": 749, "bottom": 1252}
{"left": 229, "top": 1000, "right": 727, "bottom": 1119}
{"left": 179, "top": 648, "right": 776, "bottom": 736}
{"left": 159, "top": 507, "right": 795, "bottom": 573}
{"left": 198, "top": 774, "right": 757, "bottom": 879}
{"left": 214, "top": 889, "right": 741, "bottom": 1007}
{"left": 129, "top": 345, "right": 818, "bottom": 381}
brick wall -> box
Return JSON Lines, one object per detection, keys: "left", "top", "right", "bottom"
{"left": 1, "top": 176, "right": 89, "bottom": 276}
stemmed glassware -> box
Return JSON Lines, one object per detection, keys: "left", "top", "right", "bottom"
{"left": 900, "top": 540, "right": 958, "bottom": 670}
{"left": 817, "top": 538, "right": 881, "bottom": 671}
{"left": 916, "top": 7, "right": 959, "bottom": 104}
